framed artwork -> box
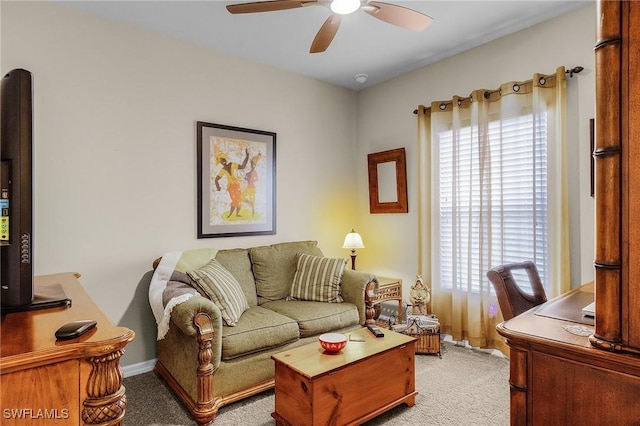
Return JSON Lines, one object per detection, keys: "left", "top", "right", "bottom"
{"left": 197, "top": 121, "right": 276, "bottom": 238}
{"left": 367, "top": 148, "right": 408, "bottom": 213}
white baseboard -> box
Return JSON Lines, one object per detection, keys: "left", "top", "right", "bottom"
{"left": 443, "top": 334, "right": 507, "bottom": 358}
{"left": 122, "top": 358, "right": 157, "bottom": 378}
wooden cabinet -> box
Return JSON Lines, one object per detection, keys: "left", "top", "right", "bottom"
{"left": 0, "top": 273, "right": 135, "bottom": 425}
{"left": 497, "top": 2, "right": 640, "bottom": 423}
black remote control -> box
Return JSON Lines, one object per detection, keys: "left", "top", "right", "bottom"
{"left": 367, "top": 324, "right": 384, "bottom": 338}
{"left": 55, "top": 320, "right": 97, "bottom": 340}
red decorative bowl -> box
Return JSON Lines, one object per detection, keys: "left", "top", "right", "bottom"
{"left": 319, "top": 333, "right": 347, "bottom": 353}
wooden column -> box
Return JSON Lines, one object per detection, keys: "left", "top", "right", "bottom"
{"left": 592, "top": 0, "right": 640, "bottom": 353}
{"left": 507, "top": 345, "right": 528, "bottom": 426}
{"left": 626, "top": 0, "right": 640, "bottom": 350}
{"left": 592, "top": 0, "right": 623, "bottom": 346}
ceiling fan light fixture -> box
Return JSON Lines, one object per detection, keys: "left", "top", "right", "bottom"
{"left": 330, "top": 0, "right": 360, "bottom": 15}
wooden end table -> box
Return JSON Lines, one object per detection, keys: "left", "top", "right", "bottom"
{"left": 372, "top": 276, "right": 402, "bottom": 324}
{"left": 271, "top": 327, "right": 416, "bottom": 426}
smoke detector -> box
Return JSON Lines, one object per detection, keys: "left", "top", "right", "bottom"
{"left": 354, "top": 74, "right": 368, "bottom": 83}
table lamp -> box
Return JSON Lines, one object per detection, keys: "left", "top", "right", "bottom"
{"left": 342, "top": 229, "right": 365, "bottom": 270}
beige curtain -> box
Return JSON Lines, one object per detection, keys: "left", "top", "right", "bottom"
{"left": 417, "top": 67, "right": 570, "bottom": 354}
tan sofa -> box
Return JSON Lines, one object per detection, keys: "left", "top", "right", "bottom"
{"left": 150, "top": 240, "right": 377, "bottom": 425}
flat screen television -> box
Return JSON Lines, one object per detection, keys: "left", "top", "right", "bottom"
{"left": 1, "top": 68, "right": 34, "bottom": 308}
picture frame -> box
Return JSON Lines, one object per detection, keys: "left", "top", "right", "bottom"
{"left": 197, "top": 121, "right": 276, "bottom": 238}
{"left": 367, "top": 147, "right": 408, "bottom": 214}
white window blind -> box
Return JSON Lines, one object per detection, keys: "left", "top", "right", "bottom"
{"left": 437, "top": 113, "right": 548, "bottom": 293}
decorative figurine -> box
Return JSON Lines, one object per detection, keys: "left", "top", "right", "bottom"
{"left": 409, "top": 275, "right": 430, "bottom": 315}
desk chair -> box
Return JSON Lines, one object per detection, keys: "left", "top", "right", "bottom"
{"left": 486, "top": 261, "right": 547, "bottom": 321}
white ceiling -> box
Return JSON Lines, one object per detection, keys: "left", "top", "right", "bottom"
{"left": 59, "top": 0, "right": 592, "bottom": 90}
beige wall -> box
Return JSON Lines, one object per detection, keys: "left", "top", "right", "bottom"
{"left": 1, "top": 1, "right": 358, "bottom": 366}
{"left": 1, "top": 1, "right": 596, "bottom": 368}
{"left": 356, "top": 4, "right": 596, "bottom": 294}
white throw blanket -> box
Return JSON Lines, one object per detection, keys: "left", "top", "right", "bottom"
{"left": 148, "top": 248, "right": 218, "bottom": 340}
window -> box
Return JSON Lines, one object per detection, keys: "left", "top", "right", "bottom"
{"left": 435, "top": 112, "right": 548, "bottom": 293}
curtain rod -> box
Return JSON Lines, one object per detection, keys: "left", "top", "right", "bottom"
{"left": 412, "top": 66, "right": 584, "bottom": 114}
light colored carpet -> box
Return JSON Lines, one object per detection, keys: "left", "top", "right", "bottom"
{"left": 123, "top": 342, "right": 509, "bottom": 425}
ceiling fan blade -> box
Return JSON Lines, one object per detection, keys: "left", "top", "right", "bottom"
{"left": 364, "top": 1, "right": 433, "bottom": 31}
{"left": 226, "top": 1, "right": 316, "bottom": 14}
{"left": 310, "top": 14, "right": 342, "bottom": 53}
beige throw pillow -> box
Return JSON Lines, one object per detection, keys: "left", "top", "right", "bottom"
{"left": 249, "top": 240, "right": 323, "bottom": 303}
{"left": 288, "top": 253, "right": 347, "bottom": 303}
{"left": 187, "top": 259, "right": 249, "bottom": 326}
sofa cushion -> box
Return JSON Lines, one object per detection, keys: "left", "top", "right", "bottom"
{"left": 187, "top": 259, "right": 249, "bottom": 326}
{"left": 220, "top": 306, "right": 299, "bottom": 360}
{"left": 249, "top": 240, "right": 323, "bottom": 304}
{"left": 261, "top": 300, "right": 360, "bottom": 338}
{"left": 215, "top": 248, "right": 258, "bottom": 306}
{"left": 288, "top": 253, "right": 347, "bottom": 303}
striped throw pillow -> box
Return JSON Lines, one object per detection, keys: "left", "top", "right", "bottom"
{"left": 187, "top": 259, "right": 249, "bottom": 326}
{"left": 288, "top": 253, "right": 347, "bottom": 303}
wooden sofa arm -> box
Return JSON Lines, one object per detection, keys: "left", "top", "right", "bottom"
{"left": 157, "top": 304, "right": 222, "bottom": 426}
{"left": 169, "top": 296, "right": 224, "bottom": 375}
{"left": 170, "top": 295, "right": 223, "bottom": 336}
{"left": 192, "top": 313, "right": 217, "bottom": 425}
{"left": 341, "top": 269, "right": 378, "bottom": 325}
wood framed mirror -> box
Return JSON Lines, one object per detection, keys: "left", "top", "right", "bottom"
{"left": 367, "top": 148, "right": 408, "bottom": 214}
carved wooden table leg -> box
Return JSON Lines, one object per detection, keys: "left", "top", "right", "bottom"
{"left": 82, "top": 349, "right": 127, "bottom": 425}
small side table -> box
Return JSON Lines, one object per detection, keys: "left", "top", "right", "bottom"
{"left": 372, "top": 277, "right": 403, "bottom": 325}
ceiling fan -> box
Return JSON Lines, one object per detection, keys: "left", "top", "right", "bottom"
{"left": 226, "top": 0, "right": 433, "bottom": 53}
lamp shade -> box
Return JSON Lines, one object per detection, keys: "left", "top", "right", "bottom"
{"left": 342, "top": 229, "right": 365, "bottom": 249}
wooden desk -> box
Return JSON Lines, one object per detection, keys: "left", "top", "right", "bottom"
{"left": 497, "top": 283, "right": 640, "bottom": 425}
{"left": 0, "top": 273, "right": 135, "bottom": 425}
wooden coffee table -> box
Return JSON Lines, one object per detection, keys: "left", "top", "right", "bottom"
{"left": 271, "top": 327, "right": 417, "bottom": 426}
